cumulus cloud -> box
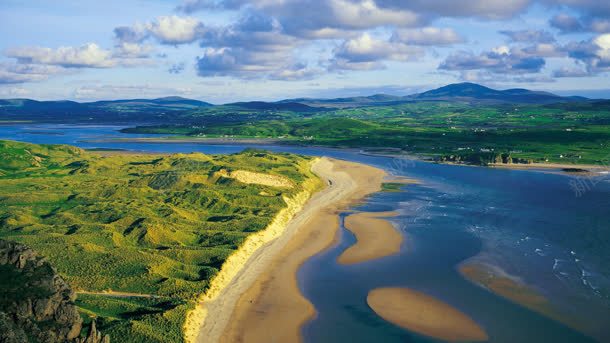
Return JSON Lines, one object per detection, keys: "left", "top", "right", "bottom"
{"left": 113, "top": 42, "right": 155, "bottom": 59}
{"left": 549, "top": 14, "right": 584, "bottom": 33}
{"left": 549, "top": 13, "right": 610, "bottom": 34}
{"left": 1, "top": 41, "right": 155, "bottom": 85}
{"left": 330, "top": 33, "right": 424, "bottom": 70}
{"left": 192, "top": 10, "right": 321, "bottom": 80}
{"left": 178, "top": 0, "right": 424, "bottom": 38}
{"left": 148, "top": 16, "right": 205, "bottom": 44}
{"left": 563, "top": 33, "right": 610, "bottom": 75}
{"left": 6, "top": 43, "right": 115, "bottom": 68}
{"left": 0, "top": 63, "right": 65, "bottom": 84}
{"left": 391, "top": 27, "right": 464, "bottom": 46}
{"left": 439, "top": 48, "right": 546, "bottom": 74}
{"left": 499, "top": 29, "right": 556, "bottom": 43}
{"left": 177, "top": 0, "right": 534, "bottom": 21}
{"left": 115, "top": 16, "right": 205, "bottom": 45}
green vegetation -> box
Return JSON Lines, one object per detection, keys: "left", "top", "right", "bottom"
{"left": 381, "top": 183, "right": 404, "bottom": 192}
{"left": 0, "top": 140, "right": 321, "bottom": 342}
{"left": 125, "top": 109, "right": 610, "bottom": 166}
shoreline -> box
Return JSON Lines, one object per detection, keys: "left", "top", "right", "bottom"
{"left": 197, "top": 157, "right": 386, "bottom": 343}
{"left": 88, "top": 136, "right": 607, "bottom": 173}
{"left": 183, "top": 158, "right": 323, "bottom": 342}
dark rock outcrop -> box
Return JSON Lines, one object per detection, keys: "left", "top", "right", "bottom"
{"left": 0, "top": 239, "right": 109, "bottom": 343}
{"left": 76, "top": 320, "right": 110, "bottom": 343}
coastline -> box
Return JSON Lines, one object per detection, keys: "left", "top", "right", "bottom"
{"left": 92, "top": 136, "right": 607, "bottom": 173}
{"left": 183, "top": 158, "right": 323, "bottom": 342}
{"left": 197, "top": 157, "right": 386, "bottom": 343}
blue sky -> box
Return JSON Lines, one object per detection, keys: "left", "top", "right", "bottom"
{"left": 1, "top": 0, "right": 609, "bottom": 103}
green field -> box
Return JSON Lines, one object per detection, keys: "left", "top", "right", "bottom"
{"left": 0, "top": 140, "right": 321, "bottom": 342}
{"left": 121, "top": 100, "right": 610, "bottom": 166}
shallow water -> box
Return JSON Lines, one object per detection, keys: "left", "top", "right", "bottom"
{"left": 1, "top": 124, "right": 609, "bottom": 342}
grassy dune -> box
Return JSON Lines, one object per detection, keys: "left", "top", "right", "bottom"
{"left": 0, "top": 140, "right": 321, "bottom": 342}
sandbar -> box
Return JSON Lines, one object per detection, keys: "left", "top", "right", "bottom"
{"left": 367, "top": 287, "right": 488, "bottom": 342}
{"left": 337, "top": 211, "right": 402, "bottom": 264}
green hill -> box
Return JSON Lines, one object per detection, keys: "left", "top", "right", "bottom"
{"left": 0, "top": 140, "right": 321, "bottom": 342}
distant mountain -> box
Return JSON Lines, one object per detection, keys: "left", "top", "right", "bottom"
{"left": 278, "top": 94, "right": 405, "bottom": 108}
{"left": 408, "top": 82, "right": 588, "bottom": 104}
{"left": 0, "top": 83, "right": 596, "bottom": 124}
{"left": 89, "top": 96, "right": 212, "bottom": 108}
{"left": 280, "top": 83, "right": 590, "bottom": 108}
{"left": 227, "top": 101, "right": 319, "bottom": 112}
{"left": 0, "top": 97, "right": 212, "bottom": 124}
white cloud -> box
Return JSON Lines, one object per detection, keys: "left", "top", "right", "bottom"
{"left": 595, "top": 33, "right": 610, "bottom": 51}
{"left": 115, "top": 16, "right": 205, "bottom": 45}
{"left": 6, "top": 43, "right": 115, "bottom": 68}
{"left": 492, "top": 46, "right": 511, "bottom": 55}
{"left": 0, "top": 63, "right": 65, "bottom": 84}
{"left": 330, "top": 33, "right": 424, "bottom": 70}
{"left": 114, "top": 42, "right": 155, "bottom": 58}
{"left": 147, "top": 16, "right": 204, "bottom": 44}
{"left": 329, "top": 0, "right": 421, "bottom": 29}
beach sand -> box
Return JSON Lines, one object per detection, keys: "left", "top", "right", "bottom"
{"left": 337, "top": 211, "right": 402, "bottom": 265}
{"left": 194, "top": 157, "right": 386, "bottom": 343}
{"left": 367, "top": 287, "right": 489, "bottom": 342}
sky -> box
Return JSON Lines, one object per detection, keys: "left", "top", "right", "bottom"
{"left": 0, "top": 0, "right": 609, "bottom": 103}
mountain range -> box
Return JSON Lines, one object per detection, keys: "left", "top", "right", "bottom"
{"left": 279, "top": 83, "right": 590, "bottom": 108}
{"left": 0, "top": 83, "right": 600, "bottom": 123}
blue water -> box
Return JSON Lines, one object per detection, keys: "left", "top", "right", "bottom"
{"left": 1, "top": 124, "right": 609, "bottom": 342}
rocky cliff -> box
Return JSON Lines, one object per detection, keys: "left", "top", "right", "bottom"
{"left": 0, "top": 239, "right": 109, "bottom": 343}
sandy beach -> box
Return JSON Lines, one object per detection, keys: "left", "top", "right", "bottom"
{"left": 367, "top": 287, "right": 488, "bottom": 342}
{"left": 337, "top": 211, "right": 402, "bottom": 265}
{"left": 193, "top": 157, "right": 386, "bottom": 343}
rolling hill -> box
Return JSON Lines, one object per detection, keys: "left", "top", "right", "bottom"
{"left": 282, "top": 83, "right": 590, "bottom": 107}
{"left": 408, "top": 82, "right": 588, "bottom": 104}
{"left": 0, "top": 97, "right": 212, "bottom": 124}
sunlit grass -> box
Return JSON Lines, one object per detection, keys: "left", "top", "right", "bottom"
{"left": 0, "top": 140, "right": 320, "bottom": 342}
